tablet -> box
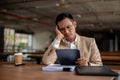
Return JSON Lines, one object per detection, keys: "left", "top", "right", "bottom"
{"left": 55, "top": 49, "right": 80, "bottom": 65}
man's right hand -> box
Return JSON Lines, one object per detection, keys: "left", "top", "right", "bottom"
{"left": 55, "top": 26, "right": 64, "bottom": 41}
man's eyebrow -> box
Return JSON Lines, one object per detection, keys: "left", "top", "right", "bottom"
{"left": 59, "top": 24, "right": 72, "bottom": 29}
{"left": 65, "top": 24, "right": 73, "bottom": 27}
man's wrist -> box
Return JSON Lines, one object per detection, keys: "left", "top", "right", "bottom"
{"left": 55, "top": 36, "right": 62, "bottom": 41}
{"left": 52, "top": 39, "right": 60, "bottom": 49}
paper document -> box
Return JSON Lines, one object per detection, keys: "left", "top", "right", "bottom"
{"left": 42, "top": 64, "right": 75, "bottom": 72}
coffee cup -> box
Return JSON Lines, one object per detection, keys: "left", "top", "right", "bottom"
{"left": 14, "top": 52, "right": 23, "bottom": 65}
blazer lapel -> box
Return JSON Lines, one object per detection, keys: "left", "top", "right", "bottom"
{"left": 76, "top": 34, "right": 84, "bottom": 57}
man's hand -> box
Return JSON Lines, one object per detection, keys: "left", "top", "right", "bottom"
{"left": 76, "top": 57, "right": 88, "bottom": 66}
{"left": 55, "top": 26, "right": 64, "bottom": 41}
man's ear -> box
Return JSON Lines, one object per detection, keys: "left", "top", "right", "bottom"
{"left": 73, "top": 21, "right": 77, "bottom": 28}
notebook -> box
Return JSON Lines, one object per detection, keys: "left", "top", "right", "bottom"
{"left": 42, "top": 64, "right": 75, "bottom": 72}
{"left": 75, "top": 66, "right": 119, "bottom": 76}
{"left": 55, "top": 49, "right": 80, "bottom": 65}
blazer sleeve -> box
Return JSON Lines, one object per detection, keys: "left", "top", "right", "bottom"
{"left": 42, "top": 44, "right": 57, "bottom": 65}
{"left": 89, "top": 39, "right": 103, "bottom": 66}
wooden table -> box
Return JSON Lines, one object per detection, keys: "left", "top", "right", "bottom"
{"left": 0, "top": 51, "right": 44, "bottom": 63}
{"left": 28, "top": 54, "right": 43, "bottom": 64}
{"left": 101, "top": 51, "right": 120, "bottom": 65}
{"left": 27, "top": 51, "right": 44, "bottom": 64}
{"left": 0, "top": 52, "right": 15, "bottom": 61}
{"left": 0, "top": 62, "right": 119, "bottom": 80}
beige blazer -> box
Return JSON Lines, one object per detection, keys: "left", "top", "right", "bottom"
{"left": 42, "top": 34, "right": 103, "bottom": 66}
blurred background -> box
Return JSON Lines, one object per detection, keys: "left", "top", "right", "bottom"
{"left": 0, "top": 0, "right": 120, "bottom": 64}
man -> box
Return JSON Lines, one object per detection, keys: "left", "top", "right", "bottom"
{"left": 42, "top": 12, "right": 103, "bottom": 66}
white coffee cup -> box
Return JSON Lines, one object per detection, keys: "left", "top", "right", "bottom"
{"left": 14, "top": 52, "right": 23, "bottom": 65}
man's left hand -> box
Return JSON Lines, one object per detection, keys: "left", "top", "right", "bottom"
{"left": 76, "top": 57, "right": 88, "bottom": 66}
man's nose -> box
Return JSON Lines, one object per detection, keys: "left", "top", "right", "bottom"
{"left": 64, "top": 28, "right": 69, "bottom": 33}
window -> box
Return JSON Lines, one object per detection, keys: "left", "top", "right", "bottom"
{"left": 4, "top": 28, "right": 33, "bottom": 52}
{"left": 4, "top": 28, "right": 15, "bottom": 52}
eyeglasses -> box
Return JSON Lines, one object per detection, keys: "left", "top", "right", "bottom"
{"left": 58, "top": 24, "right": 73, "bottom": 32}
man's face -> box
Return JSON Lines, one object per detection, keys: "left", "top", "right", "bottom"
{"left": 57, "top": 18, "right": 77, "bottom": 42}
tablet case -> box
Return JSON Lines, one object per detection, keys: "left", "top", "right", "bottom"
{"left": 75, "top": 66, "right": 118, "bottom": 76}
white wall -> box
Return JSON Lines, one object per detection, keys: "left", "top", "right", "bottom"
{"left": 33, "top": 31, "right": 53, "bottom": 51}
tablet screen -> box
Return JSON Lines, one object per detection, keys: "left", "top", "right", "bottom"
{"left": 56, "top": 49, "right": 80, "bottom": 65}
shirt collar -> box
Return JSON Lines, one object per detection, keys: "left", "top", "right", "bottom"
{"left": 62, "top": 34, "right": 77, "bottom": 44}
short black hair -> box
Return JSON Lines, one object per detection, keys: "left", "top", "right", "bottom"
{"left": 55, "top": 12, "right": 74, "bottom": 25}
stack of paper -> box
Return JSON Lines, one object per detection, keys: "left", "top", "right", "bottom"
{"left": 42, "top": 64, "right": 75, "bottom": 72}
